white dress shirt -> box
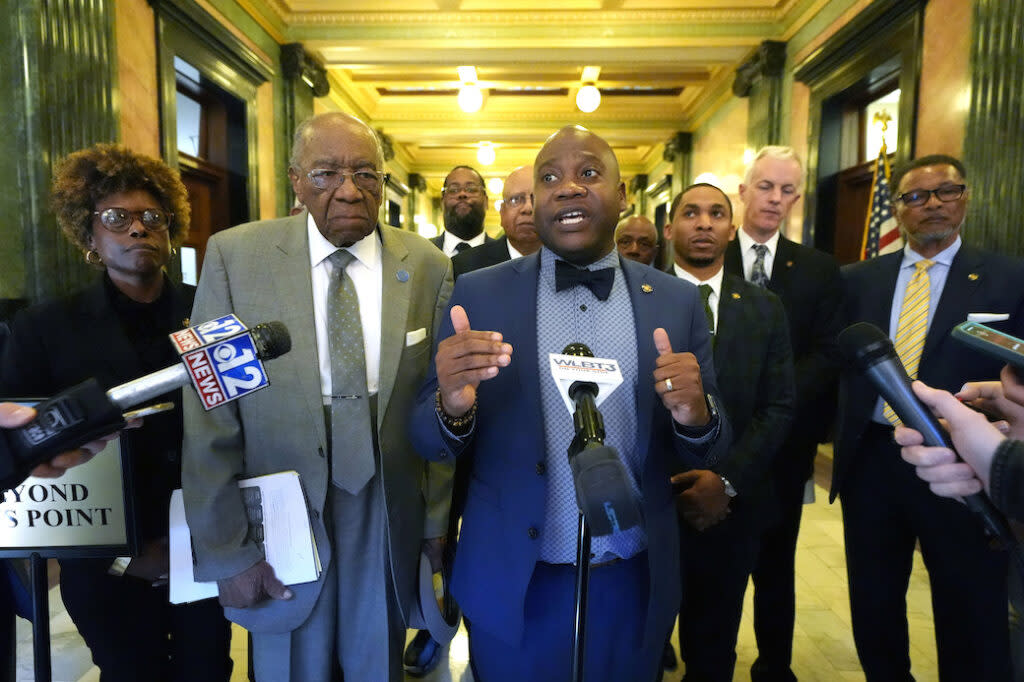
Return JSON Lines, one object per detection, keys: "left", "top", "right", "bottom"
{"left": 506, "top": 241, "right": 525, "bottom": 260}
{"left": 737, "top": 228, "right": 781, "bottom": 283}
{"left": 440, "top": 230, "right": 486, "bottom": 257}
{"left": 307, "top": 215, "right": 383, "bottom": 400}
{"left": 673, "top": 264, "right": 724, "bottom": 333}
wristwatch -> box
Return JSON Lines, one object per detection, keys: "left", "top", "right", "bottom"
{"left": 719, "top": 475, "right": 737, "bottom": 498}
{"left": 107, "top": 556, "right": 131, "bottom": 577}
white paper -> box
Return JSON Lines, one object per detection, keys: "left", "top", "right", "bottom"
{"left": 169, "top": 471, "right": 320, "bottom": 604}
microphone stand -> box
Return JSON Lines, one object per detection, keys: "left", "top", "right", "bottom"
{"left": 569, "top": 433, "right": 590, "bottom": 682}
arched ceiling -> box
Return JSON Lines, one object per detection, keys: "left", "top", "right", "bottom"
{"left": 239, "top": 0, "right": 824, "bottom": 189}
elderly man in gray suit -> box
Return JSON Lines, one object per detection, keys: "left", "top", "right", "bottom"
{"left": 182, "top": 112, "right": 453, "bottom": 680}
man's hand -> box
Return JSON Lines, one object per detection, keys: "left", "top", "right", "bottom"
{"left": 436, "top": 305, "right": 512, "bottom": 416}
{"left": 652, "top": 328, "right": 709, "bottom": 426}
{"left": 217, "top": 560, "right": 293, "bottom": 608}
{"left": 895, "top": 380, "right": 1006, "bottom": 498}
{"left": 0, "top": 403, "right": 128, "bottom": 479}
{"left": 672, "top": 469, "right": 730, "bottom": 531}
{"left": 125, "top": 538, "right": 170, "bottom": 583}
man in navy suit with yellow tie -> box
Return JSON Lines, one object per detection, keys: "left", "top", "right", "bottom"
{"left": 409, "top": 125, "right": 730, "bottom": 681}
{"left": 665, "top": 183, "right": 794, "bottom": 681}
{"left": 834, "top": 154, "right": 1024, "bottom": 679}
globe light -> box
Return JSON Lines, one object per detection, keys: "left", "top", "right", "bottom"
{"left": 458, "top": 85, "right": 483, "bottom": 113}
{"left": 487, "top": 177, "right": 504, "bottom": 195}
{"left": 477, "top": 143, "right": 496, "bottom": 166}
{"left": 576, "top": 84, "right": 601, "bottom": 113}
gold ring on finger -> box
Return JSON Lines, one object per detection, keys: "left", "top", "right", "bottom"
{"left": 664, "top": 378, "right": 674, "bottom": 392}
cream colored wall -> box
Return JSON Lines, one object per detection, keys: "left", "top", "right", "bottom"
{"left": 916, "top": 0, "right": 971, "bottom": 157}
{"left": 115, "top": 0, "right": 160, "bottom": 157}
{"left": 690, "top": 97, "right": 750, "bottom": 217}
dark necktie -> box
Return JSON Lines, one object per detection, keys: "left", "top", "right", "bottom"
{"left": 327, "top": 249, "right": 375, "bottom": 493}
{"left": 454, "top": 241, "right": 471, "bottom": 254}
{"left": 554, "top": 260, "right": 615, "bottom": 301}
{"left": 698, "top": 283, "right": 715, "bottom": 333}
{"left": 751, "top": 243, "right": 770, "bottom": 288}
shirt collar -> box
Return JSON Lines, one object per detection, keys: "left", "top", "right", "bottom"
{"left": 542, "top": 246, "right": 621, "bottom": 272}
{"left": 443, "top": 230, "right": 486, "bottom": 253}
{"left": 307, "top": 212, "right": 381, "bottom": 270}
{"left": 672, "top": 263, "right": 724, "bottom": 297}
{"left": 901, "top": 235, "right": 962, "bottom": 269}
{"left": 737, "top": 227, "right": 780, "bottom": 256}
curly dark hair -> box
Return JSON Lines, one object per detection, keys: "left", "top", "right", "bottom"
{"left": 50, "top": 143, "right": 190, "bottom": 254}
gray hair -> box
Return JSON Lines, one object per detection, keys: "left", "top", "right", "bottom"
{"left": 744, "top": 145, "right": 804, "bottom": 187}
{"left": 289, "top": 112, "right": 385, "bottom": 170}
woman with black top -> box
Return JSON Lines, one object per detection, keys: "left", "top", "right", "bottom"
{"left": 0, "top": 144, "right": 232, "bottom": 681}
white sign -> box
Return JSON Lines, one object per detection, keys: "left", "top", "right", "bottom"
{"left": 548, "top": 353, "right": 624, "bottom": 415}
{"left": 0, "top": 437, "right": 129, "bottom": 551}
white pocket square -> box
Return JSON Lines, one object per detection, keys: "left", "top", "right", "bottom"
{"left": 406, "top": 328, "right": 427, "bottom": 346}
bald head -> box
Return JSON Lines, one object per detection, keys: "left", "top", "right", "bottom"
{"left": 615, "top": 216, "right": 658, "bottom": 266}
{"left": 500, "top": 165, "right": 539, "bottom": 255}
{"left": 532, "top": 126, "right": 626, "bottom": 265}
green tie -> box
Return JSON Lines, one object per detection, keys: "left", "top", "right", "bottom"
{"left": 698, "top": 283, "right": 715, "bottom": 335}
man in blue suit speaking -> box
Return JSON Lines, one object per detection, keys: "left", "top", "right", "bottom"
{"left": 409, "top": 126, "right": 730, "bottom": 681}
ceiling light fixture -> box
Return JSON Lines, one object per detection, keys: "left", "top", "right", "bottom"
{"left": 487, "top": 177, "right": 504, "bottom": 195}
{"left": 575, "top": 66, "right": 602, "bottom": 113}
{"left": 477, "top": 142, "right": 496, "bottom": 166}
{"left": 457, "top": 65, "right": 484, "bottom": 113}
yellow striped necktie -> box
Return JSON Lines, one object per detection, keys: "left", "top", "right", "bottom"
{"left": 883, "top": 259, "right": 935, "bottom": 425}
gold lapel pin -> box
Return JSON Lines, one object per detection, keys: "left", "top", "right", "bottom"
{"left": 641, "top": 283, "right": 653, "bottom": 293}
{"left": 968, "top": 273, "right": 979, "bottom": 281}
{"left": 787, "top": 261, "right": 794, "bottom": 268}
{"left": 182, "top": 318, "right": 190, "bottom": 328}
{"left": 732, "top": 292, "right": 741, "bottom": 300}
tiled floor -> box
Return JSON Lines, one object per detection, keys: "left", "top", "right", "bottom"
{"left": 15, "top": 453, "right": 940, "bottom": 681}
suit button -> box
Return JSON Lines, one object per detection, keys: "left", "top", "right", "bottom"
{"left": 535, "top": 461, "right": 546, "bottom": 475}
{"left": 439, "top": 451, "right": 448, "bottom": 458}
{"left": 527, "top": 527, "right": 539, "bottom": 539}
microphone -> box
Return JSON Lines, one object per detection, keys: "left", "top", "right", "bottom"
{"left": 837, "top": 322, "right": 1017, "bottom": 548}
{"left": 0, "top": 320, "right": 291, "bottom": 490}
{"left": 561, "top": 343, "right": 642, "bottom": 536}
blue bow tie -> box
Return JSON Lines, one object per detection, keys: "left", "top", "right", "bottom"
{"left": 555, "top": 260, "right": 615, "bottom": 301}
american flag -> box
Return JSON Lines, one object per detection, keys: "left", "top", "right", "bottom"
{"left": 861, "top": 142, "right": 902, "bottom": 259}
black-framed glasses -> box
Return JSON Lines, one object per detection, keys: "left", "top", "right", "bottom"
{"left": 895, "top": 184, "right": 967, "bottom": 207}
{"left": 503, "top": 193, "right": 531, "bottom": 208}
{"left": 443, "top": 184, "right": 483, "bottom": 196}
{"left": 93, "top": 208, "right": 172, "bottom": 232}
{"left": 306, "top": 168, "right": 388, "bottom": 193}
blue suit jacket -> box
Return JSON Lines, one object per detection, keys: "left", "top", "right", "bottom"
{"left": 408, "top": 252, "right": 730, "bottom": 651}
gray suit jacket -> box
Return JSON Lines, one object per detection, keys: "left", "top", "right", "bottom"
{"left": 181, "top": 212, "right": 453, "bottom": 633}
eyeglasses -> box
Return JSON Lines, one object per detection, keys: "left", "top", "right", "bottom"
{"left": 306, "top": 168, "right": 388, "bottom": 193}
{"left": 502, "top": 193, "right": 531, "bottom": 208}
{"left": 443, "top": 184, "right": 483, "bottom": 196}
{"left": 616, "top": 237, "right": 657, "bottom": 250}
{"left": 93, "top": 208, "right": 172, "bottom": 232}
{"left": 895, "top": 184, "right": 967, "bottom": 207}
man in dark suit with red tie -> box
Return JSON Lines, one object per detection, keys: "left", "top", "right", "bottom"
{"left": 833, "top": 154, "right": 1024, "bottom": 680}
{"left": 665, "top": 182, "right": 795, "bottom": 680}
{"left": 723, "top": 146, "right": 843, "bottom": 681}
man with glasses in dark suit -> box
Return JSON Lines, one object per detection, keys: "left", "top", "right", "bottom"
{"left": 833, "top": 154, "right": 1024, "bottom": 680}
{"left": 431, "top": 165, "right": 495, "bottom": 257}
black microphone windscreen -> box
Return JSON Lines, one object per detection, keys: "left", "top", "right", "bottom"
{"left": 838, "top": 322, "right": 893, "bottom": 369}
{"left": 562, "top": 343, "right": 593, "bottom": 358}
{"left": 251, "top": 321, "right": 292, "bottom": 360}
